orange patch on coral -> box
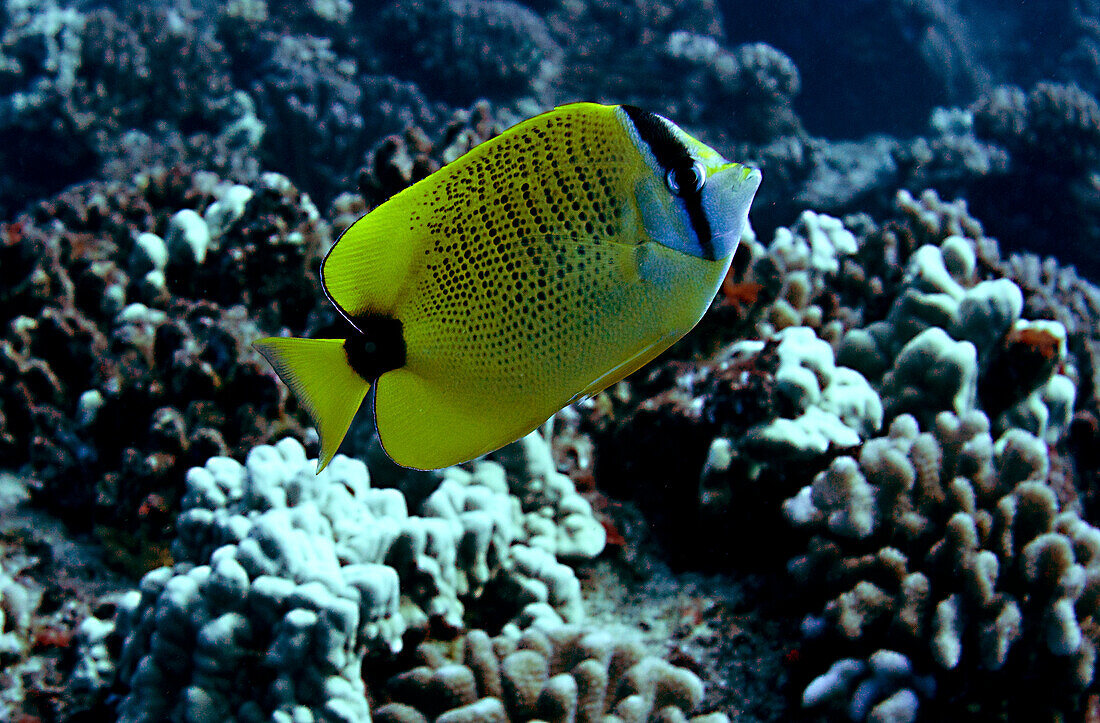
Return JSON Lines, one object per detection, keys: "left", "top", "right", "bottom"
{"left": 720, "top": 275, "right": 763, "bottom": 308}
{"left": 1011, "top": 326, "right": 1061, "bottom": 360}
{"left": 599, "top": 515, "right": 625, "bottom": 548}
{"left": 31, "top": 626, "right": 74, "bottom": 651}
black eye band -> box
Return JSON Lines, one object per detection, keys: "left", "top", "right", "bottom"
{"left": 622, "top": 105, "right": 692, "bottom": 173}
{"left": 621, "top": 105, "right": 716, "bottom": 259}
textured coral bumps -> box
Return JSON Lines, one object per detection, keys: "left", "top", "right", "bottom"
{"left": 373, "top": 625, "right": 723, "bottom": 723}
{"left": 0, "top": 168, "right": 328, "bottom": 568}
{"left": 101, "top": 434, "right": 708, "bottom": 721}
{"left": 1, "top": 1, "right": 1098, "bottom": 719}
{"left": 14, "top": 189, "right": 1100, "bottom": 719}
{"left": 779, "top": 192, "right": 1098, "bottom": 718}
{"left": 579, "top": 187, "right": 1100, "bottom": 717}
{"left": 786, "top": 410, "right": 1100, "bottom": 718}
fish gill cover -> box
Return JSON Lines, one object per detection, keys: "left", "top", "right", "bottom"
{"left": 0, "top": 0, "right": 1099, "bottom": 721}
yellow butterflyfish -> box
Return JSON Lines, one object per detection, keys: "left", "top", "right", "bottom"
{"left": 254, "top": 103, "right": 761, "bottom": 471}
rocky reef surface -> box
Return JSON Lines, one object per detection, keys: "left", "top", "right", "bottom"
{"left": 3, "top": 0, "right": 1100, "bottom": 721}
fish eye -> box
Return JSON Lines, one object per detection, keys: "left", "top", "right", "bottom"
{"left": 665, "top": 161, "right": 707, "bottom": 196}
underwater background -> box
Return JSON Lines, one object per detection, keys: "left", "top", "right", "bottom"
{"left": 2, "top": 0, "right": 1100, "bottom": 720}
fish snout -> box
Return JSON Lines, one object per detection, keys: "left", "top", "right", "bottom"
{"left": 702, "top": 163, "right": 762, "bottom": 259}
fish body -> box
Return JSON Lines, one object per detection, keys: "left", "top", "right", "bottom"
{"left": 254, "top": 103, "right": 761, "bottom": 471}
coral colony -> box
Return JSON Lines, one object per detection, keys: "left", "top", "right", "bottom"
{"left": 2, "top": 0, "right": 1100, "bottom": 721}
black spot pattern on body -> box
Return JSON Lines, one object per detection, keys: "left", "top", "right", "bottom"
{"left": 402, "top": 107, "right": 641, "bottom": 391}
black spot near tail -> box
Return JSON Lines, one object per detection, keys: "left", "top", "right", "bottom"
{"left": 344, "top": 314, "right": 406, "bottom": 381}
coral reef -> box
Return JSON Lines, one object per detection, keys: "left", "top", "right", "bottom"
{"left": 0, "top": 526, "right": 45, "bottom": 720}
{"left": 890, "top": 82, "right": 1100, "bottom": 282}
{"left": 833, "top": 213, "right": 1066, "bottom": 432}
{"left": 720, "top": 1, "right": 986, "bottom": 138}
{"left": 0, "top": 470, "right": 131, "bottom": 722}
{"left": 370, "top": 0, "right": 562, "bottom": 106}
{"left": 0, "top": 1, "right": 252, "bottom": 216}
{"left": 3, "top": 1, "right": 1100, "bottom": 721}
{"left": 576, "top": 186, "right": 1100, "bottom": 717}
{"left": 114, "top": 447, "right": 402, "bottom": 721}
{"left": 661, "top": 34, "right": 803, "bottom": 144}
{"left": 90, "top": 436, "right": 726, "bottom": 722}
{"left": 2, "top": 0, "right": 1097, "bottom": 278}
{"left": 801, "top": 649, "right": 934, "bottom": 723}
{"left": 722, "top": 0, "right": 1100, "bottom": 140}
{"left": 0, "top": 168, "right": 329, "bottom": 568}
{"left": 967, "top": 81, "right": 1100, "bottom": 277}
{"left": 972, "top": 82, "right": 1100, "bottom": 173}
{"left": 733, "top": 325, "right": 882, "bottom": 460}
{"left": 219, "top": 15, "right": 448, "bottom": 206}
{"left": 544, "top": 0, "right": 726, "bottom": 113}
{"left": 371, "top": 623, "right": 725, "bottom": 723}
{"left": 785, "top": 410, "right": 1100, "bottom": 718}
{"left": 764, "top": 190, "right": 1100, "bottom": 718}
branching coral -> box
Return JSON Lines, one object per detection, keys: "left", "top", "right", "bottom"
{"left": 96, "top": 433, "right": 644, "bottom": 721}
{"left": 372, "top": 624, "right": 726, "bottom": 723}
{"left": 834, "top": 191, "right": 1074, "bottom": 441}
{"left": 785, "top": 410, "right": 1100, "bottom": 717}
{"left": 966, "top": 81, "right": 1100, "bottom": 276}
{"left": 662, "top": 34, "right": 802, "bottom": 143}
{"left": 0, "top": 169, "right": 330, "bottom": 568}
{"left": 569, "top": 183, "right": 1100, "bottom": 718}
{"left": 801, "top": 649, "right": 934, "bottom": 723}
{"left": 973, "top": 82, "right": 1100, "bottom": 173}
{"left": 770, "top": 189, "right": 1100, "bottom": 716}
{"left": 115, "top": 452, "right": 404, "bottom": 721}
{"left": 731, "top": 209, "right": 859, "bottom": 345}
{"left": 735, "top": 325, "right": 882, "bottom": 459}
{"left": 371, "top": 0, "right": 561, "bottom": 106}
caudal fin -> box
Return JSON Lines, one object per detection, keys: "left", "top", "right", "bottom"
{"left": 252, "top": 337, "right": 369, "bottom": 473}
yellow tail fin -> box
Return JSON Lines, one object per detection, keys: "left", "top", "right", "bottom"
{"left": 252, "top": 337, "right": 370, "bottom": 473}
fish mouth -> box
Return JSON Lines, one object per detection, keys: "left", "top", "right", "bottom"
{"left": 700, "top": 163, "right": 761, "bottom": 259}
{"left": 731, "top": 163, "right": 762, "bottom": 198}
{"left": 732, "top": 163, "right": 762, "bottom": 188}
